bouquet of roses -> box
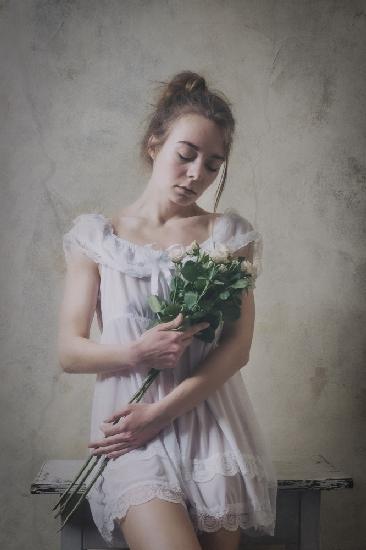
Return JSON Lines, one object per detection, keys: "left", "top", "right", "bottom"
{"left": 53, "top": 239, "right": 258, "bottom": 531}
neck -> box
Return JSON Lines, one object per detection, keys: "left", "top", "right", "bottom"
{"left": 119, "top": 178, "right": 201, "bottom": 225}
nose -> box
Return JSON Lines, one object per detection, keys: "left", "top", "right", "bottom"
{"left": 187, "top": 157, "right": 204, "bottom": 182}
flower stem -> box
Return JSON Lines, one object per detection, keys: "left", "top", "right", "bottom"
{"left": 54, "top": 454, "right": 103, "bottom": 519}
{"left": 57, "top": 457, "right": 109, "bottom": 532}
{"left": 51, "top": 454, "right": 99, "bottom": 511}
{"left": 192, "top": 266, "right": 216, "bottom": 312}
{"left": 54, "top": 367, "right": 162, "bottom": 525}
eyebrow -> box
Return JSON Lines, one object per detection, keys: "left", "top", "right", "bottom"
{"left": 177, "top": 140, "right": 225, "bottom": 161}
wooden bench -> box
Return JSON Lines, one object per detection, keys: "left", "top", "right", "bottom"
{"left": 30, "top": 454, "right": 353, "bottom": 550}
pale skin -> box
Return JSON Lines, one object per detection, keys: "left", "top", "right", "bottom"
{"left": 58, "top": 113, "right": 254, "bottom": 550}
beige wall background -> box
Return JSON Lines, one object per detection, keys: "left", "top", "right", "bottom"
{"left": 1, "top": 1, "right": 365, "bottom": 549}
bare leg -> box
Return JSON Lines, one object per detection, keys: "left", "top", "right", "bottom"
{"left": 119, "top": 497, "right": 202, "bottom": 550}
{"left": 198, "top": 526, "right": 241, "bottom": 550}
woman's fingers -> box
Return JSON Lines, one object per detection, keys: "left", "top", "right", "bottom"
{"left": 91, "top": 441, "right": 131, "bottom": 456}
{"left": 104, "top": 411, "right": 126, "bottom": 422}
{"left": 99, "top": 421, "right": 127, "bottom": 437}
{"left": 88, "top": 431, "right": 130, "bottom": 449}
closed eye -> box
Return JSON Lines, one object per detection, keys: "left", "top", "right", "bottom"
{"left": 178, "top": 153, "right": 193, "bottom": 161}
{"left": 177, "top": 153, "right": 219, "bottom": 173}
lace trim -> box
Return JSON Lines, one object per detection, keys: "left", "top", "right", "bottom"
{"left": 62, "top": 209, "right": 263, "bottom": 279}
{"left": 88, "top": 481, "right": 276, "bottom": 545}
{"left": 63, "top": 213, "right": 169, "bottom": 277}
{"left": 87, "top": 449, "right": 277, "bottom": 544}
{"left": 190, "top": 503, "right": 276, "bottom": 536}
{"left": 88, "top": 481, "right": 188, "bottom": 545}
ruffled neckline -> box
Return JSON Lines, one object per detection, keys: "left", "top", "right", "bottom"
{"left": 63, "top": 207, "right": 263, "bottom": 285}
{"left": 97, "top": 211, "right": 227, "bottom": 256}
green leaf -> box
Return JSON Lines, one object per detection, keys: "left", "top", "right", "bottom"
{"left": 230, "top": 278, "right": 249, "bottom": 289}
{"left": 148, "top": 295, "right": 162, "bottom": 313}
{"left": 184, "top": 291, "right": 198, "bottom": 309}
{"left": 163, "top": 303, "right": 181, "bottom": 318}
{"left": 195, "top": 278, "right": 207, "bottom": 291}
{"left": 219, "top": 290, "right": 230, "bottom": 300}
{"left": 181, "top": 261, "right": 201, "bottom": 282}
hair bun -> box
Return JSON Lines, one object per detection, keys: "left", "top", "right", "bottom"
{"left": 165, "top": 71, "right": 207, "bottom": 100}
{"left": 184, "top": 73, "right": 207, "bottom": 94}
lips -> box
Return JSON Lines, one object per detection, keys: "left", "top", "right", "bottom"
{"left": 179, "top": 186, "right": 196, "bottom": 195}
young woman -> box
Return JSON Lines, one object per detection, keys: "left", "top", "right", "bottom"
{"left": 58, "top": 71, "right": 277, "bottom": 550}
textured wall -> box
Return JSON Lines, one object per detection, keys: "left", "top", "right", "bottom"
{"left": 1, "top": 1, "right": 365, "bottom": 549}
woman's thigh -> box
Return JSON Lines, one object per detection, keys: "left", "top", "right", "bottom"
{"left": 119, "top": 497, "right": 202, "bottom": 550}
{"left": 197, "top": 527, "right": 241, "bottom": 550}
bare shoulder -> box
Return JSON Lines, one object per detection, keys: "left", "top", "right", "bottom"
{"left": 109, "top": 208, "right": 140, "bottom": 229}
{"left": 201, "top": 210, "right": 224, "bottom": 232}
{"left": 195, "top": 207, "right": 222, "bottom": 221}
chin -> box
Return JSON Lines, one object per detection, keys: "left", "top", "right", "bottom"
{"left": 174, "top": 186, "right": 197, "bottom": 199}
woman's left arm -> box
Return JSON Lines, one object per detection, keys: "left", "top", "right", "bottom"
{"left": 155, "top": 242, "right": 255, "bottom": 424}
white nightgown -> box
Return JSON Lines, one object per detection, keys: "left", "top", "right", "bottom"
{"left": 62, "top": 207, "right": 277, "bottom": 546}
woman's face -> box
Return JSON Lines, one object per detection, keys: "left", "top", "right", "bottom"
{"left": 149, "top": 113, "right": 225, "bottom": 205}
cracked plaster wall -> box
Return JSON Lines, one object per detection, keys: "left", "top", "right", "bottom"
{"left": 0, "top": 1, "right": 365, "bottom": 549}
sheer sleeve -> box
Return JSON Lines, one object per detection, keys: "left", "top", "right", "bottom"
{"left": 62, "top": 212, "right": 176, "bottom": 278}
{"left": 217, "top": 208, "right": 263, "bottom": 280}
{"left": 62, "top": 213, "right": 107, "bottom": 265}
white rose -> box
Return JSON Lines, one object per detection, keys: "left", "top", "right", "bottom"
{"left": 210, "top": 244, "right": 230, "bottom": 263}
{"left": 168, "top": 244, "right": 187, "bottom": 263}
{"left": 186, "top": 240, "right": 200, "bottom": 254}
{"left": 240, "top": 259, "right": 258, "bottom": 277}
{"left": 240, "top": 259, "right": 252, "bottom": 273}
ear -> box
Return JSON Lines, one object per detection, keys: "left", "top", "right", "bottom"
{"left": 147, "top": 135, "right": 159, "bottom": 160}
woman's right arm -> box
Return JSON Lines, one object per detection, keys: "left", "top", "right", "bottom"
{"left": 57, "top": 250, "right": 140, "bottom": 375}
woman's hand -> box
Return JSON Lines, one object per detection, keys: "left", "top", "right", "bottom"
{"left": 87, "top": 402, "right": 169, "bottom": 460}
{"left": 135, "top": 312, "right": 209, "bottom": 370}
